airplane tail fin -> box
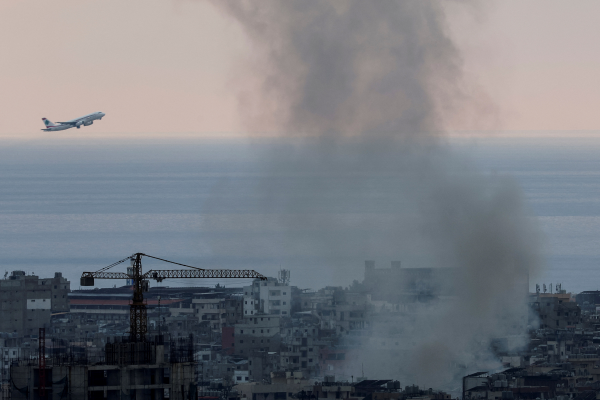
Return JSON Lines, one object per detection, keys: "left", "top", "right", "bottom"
{"left": 42, "top": 118, "right": 56, "bottom": 127}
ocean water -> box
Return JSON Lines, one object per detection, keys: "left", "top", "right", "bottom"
{"left": 465, "top": 137, "right": 600, "bottom": 293}
{"left": 0, "top": 136, "right": 598, "bottom": 292}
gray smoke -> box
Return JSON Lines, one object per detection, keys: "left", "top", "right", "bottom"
{"left": 206, "top": 0, "right": 541, "bottom": 391}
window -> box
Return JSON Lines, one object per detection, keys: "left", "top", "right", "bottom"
{"left": 237, "top": 377, "right": 242, "bottom": 381}
{"left": 283, "top": 292, "right": 286, "bottom": 295}
{"left": 240, "top": 340, "right": 244, "bottom": 344}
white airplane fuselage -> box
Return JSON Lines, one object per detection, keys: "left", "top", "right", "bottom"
{"left": 41, "top": 112, "right": 105, "bottom": 132}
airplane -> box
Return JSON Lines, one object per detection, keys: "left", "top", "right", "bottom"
{"left": 41, "top": 111, "right": 105, "bottom": 132}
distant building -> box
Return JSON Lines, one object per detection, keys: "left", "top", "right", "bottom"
{"left": 234, "top": 316, "right": 281, "bottom": 356}
{"left": 530, "top": 292, "right": 581, "bottom": 330}
{"left": 0, "top": 271, "right": 69, "bottom": 336}
{"left": 243, "top": 278, "right": 292, "bottom": 317}
{"left": 363, "top": 260, "right": 454, "bottom": 303}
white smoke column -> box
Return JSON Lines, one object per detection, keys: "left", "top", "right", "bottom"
{"left": 206, "top": 0, "right": 541, "bottom": 390}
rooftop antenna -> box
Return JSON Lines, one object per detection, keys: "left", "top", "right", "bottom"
{"left": 278, "top": 269, "right": 290, "bottom": 286}
{"left": 3, "top": 271, "right": 7, "bottom": 280}
{"left": 536, "top": 284, "right": 540, "bottom": 294}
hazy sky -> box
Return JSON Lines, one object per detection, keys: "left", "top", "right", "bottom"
{"left": 2, "top": 0, "right": 600, "bottom": 137}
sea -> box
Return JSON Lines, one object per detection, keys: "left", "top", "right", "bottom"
{"left": 0, "top": 135, "right": 598, "bottom": 293}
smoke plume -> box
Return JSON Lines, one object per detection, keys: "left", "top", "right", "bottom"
{"left": 207, "top": 0, "right": 541, "bottom": 390}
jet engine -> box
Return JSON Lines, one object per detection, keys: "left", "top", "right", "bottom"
{"left": 83, "top": 121, "right": 93, "bottom": 126}
{"left": 75, "top": 121, "right": 84, "bottom": 129}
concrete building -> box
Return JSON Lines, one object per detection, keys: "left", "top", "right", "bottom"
{"left": 234, "top": 316, "right": 281, "bottom": 356}
{"left": 234, "top": 372, "right": 314, "bottom": 400}
{"left": 280, "top": 334, "right": 320, "bottom": 373}
{"left": 244, "top": 278, "right": 292, "bottom": 318}
{"left": 363, "top": 261, "right": 454, "bottom": 303}
{"left": 234, "top": 372, "right": 355, "bottom": 400}
{"left": 0, "top": 271, "right": 70, "bottom": 336}
{"left": 530, "top": 292, "right": 581, "bottom": 330}
{"left": 10, "top": 340, "right": 196, "bottom": 400}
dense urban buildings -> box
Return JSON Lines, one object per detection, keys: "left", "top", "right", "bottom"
{"left": 0, "top": 264, "right": 598, "bottom": 400}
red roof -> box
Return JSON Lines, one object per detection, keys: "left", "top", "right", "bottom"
{"left": 70, "top": 299, "right": 183, "bottom": 306}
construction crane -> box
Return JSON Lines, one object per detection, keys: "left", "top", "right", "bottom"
{"left": 80, "top": 253, "right": 266, "bottom": 342}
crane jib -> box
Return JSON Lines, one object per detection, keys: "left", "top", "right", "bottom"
{"left": 79, "top": 253, "right": 267, "bottom": 342}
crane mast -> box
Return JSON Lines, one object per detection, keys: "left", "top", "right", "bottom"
{"left": 81, "top": 253, "right": 266, "bottom": 342}
{"left": 130, "top": 253, "right": 146, "bottom": 343}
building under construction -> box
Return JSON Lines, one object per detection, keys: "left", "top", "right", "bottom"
{"left": 9, "top": 253, "right": 266, "bottom": 400}
{"left": 11, "top": 334, "right": 196, "bottom": 400}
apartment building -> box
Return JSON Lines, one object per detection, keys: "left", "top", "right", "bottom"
{"left": 0, "top": 271, "right": 70, "bottom": 335}
{"left": 243, "top": 278, "right": 292, "bottom": 317}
